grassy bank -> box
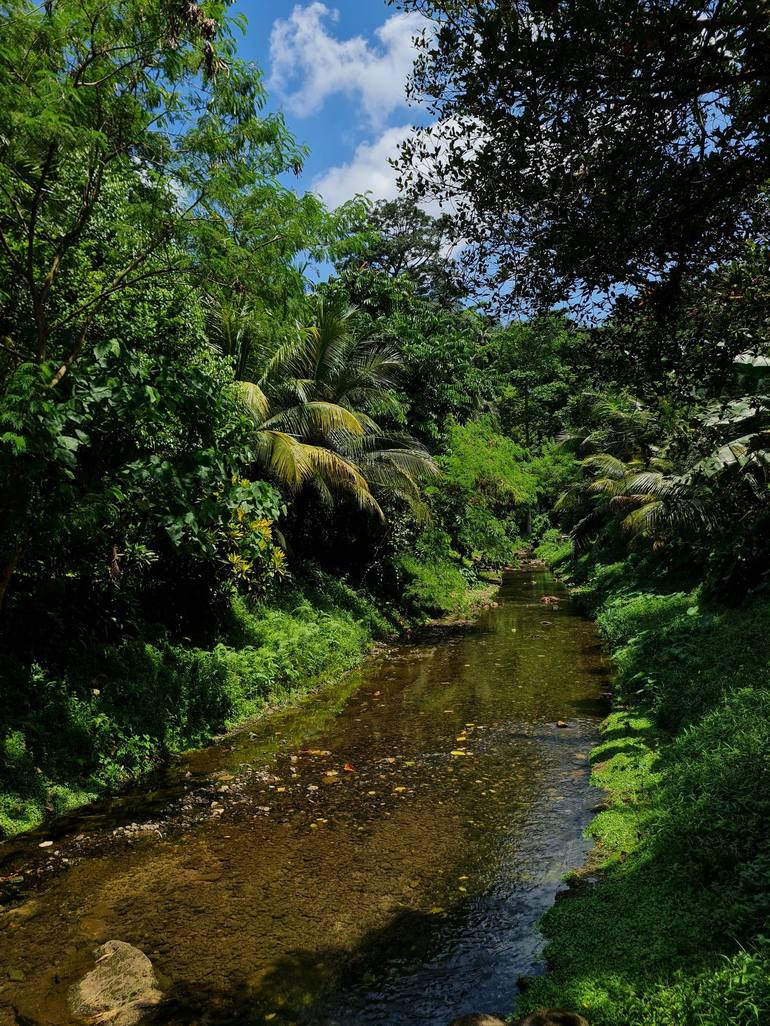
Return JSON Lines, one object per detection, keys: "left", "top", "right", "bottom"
{"left": 0, "top": 570, "right": 396, "bottom": 840}
{"left": 0, "top": 562, "right": 497, "bottom": 841}
{"left": 517, "top": 543, "right": 770, "bottom": 1026}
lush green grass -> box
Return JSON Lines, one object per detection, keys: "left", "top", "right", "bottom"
{"left": 534, "top": 527, "right": 574, "bottom": 567}
{"left": 518, "top": 559, "right": 770, "bottom": 1026}
{"left": 0, "top": 572, "right": 393, "bottom": 839}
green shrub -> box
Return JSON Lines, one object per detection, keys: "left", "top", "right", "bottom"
{"left": 535, "top": 527, "right": 573, "bottom": 565}
{"left": 394, "top": 553, "right": 470, "bottom": 617}
{"left": 658, "top": 689, "right": 770, "bottom": 926}
{"left": 429, "top": 416, "right": 535, "bottom": 566}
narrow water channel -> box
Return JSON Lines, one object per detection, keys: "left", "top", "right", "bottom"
{"left": 0, "top": 570, "right": 608, "bottom": 1026}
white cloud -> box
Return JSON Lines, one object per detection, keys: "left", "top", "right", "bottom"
{"left": 312, "top": 125, "right": 412, "bottom": 208}
{"left": 269, "top": 3, "right": 424, "bottom": 124}
{"left": 313, "top": 116, "right": 485, "bottom": 216}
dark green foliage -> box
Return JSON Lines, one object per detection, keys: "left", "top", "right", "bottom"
{"left": 490, "top": 316, "right": 592, "bottom": 446}
{"left": 322, "top": 265, "right": 494, "bottom": 447}
{"left": 395, "top": 303, "right": 494, "bottom": 447}
{"left": 1, "top": 339, "right": 287, "bottom": 650}
{"left": 334, "top": 197, "right": 465, "bottom": 304}
{"left": 397, "top": 0, "right": 770, "bottom": 313}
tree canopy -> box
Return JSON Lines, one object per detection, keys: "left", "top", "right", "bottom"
{"left": 395, "top": 0, "right": 770, "bottom": 313}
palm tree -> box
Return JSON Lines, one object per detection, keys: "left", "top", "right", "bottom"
{"left": 574, "top": 453, "right": 707, "bottom": 547}
{"left": 556, "top": 392, "right": 707, "bottom": 549}
{"left": 209, "top": 296, "right": 437, "bottom": 516}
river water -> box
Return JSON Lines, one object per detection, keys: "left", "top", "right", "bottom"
{"left": 0, "top": 570, "right": 608, "bottom": 1026}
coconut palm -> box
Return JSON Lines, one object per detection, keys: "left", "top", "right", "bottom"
{"left": 208, "top": 295, "right": 437, "bottom": 516}
{"left": 558, "top": 390, "right": 660, "bottom": 461}
{"left": 585, "top": 454, "right": 709, "bottom": 544}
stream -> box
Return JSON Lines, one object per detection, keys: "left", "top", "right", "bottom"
{"left": 0, "top": 569, "right": 608, "bottom": 1026}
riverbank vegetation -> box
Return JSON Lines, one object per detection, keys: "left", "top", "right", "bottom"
{"left": 0, "top": 0, "right": 569, "bottom": 837}
{"left": 3, "top": 1, "right": 770, "bottom": 1023}
{"left": 396, "top": 2, "right": 770, "bottom": 1023}
{"left": 518, "top": 551, "right": 770, "bottom": 1025}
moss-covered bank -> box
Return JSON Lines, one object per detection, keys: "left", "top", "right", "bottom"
{"left": 518, "top": 546, "right": 770, "bottom": 1026}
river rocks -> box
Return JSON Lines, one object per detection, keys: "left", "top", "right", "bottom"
{"left": 112, "top": 821, "right": 162, "bottom": 841}
{"left": 517, "top": 1010, "right": 590, "bottom": 1026}
{"left": 448, "top": 1016, "right": 507, "bottom": 1026}
{"left": 69, "top": 940, "right": 164, "bottom": 1025}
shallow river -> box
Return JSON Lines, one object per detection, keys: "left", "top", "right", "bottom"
{"left": 0, "top": 570, "right": 608, "bottom": 1026}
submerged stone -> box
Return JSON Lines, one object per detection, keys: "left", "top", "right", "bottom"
{"left": 69, "top": 940, "right": 164, "bottom": 1025}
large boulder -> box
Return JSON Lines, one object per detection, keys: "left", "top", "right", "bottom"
{"left": 517, "top": 1011, "right": 589, "bottom": 1026}
{"left": 448, "top": 1017, "right": 507, "bottom": 1026}
{"left": 69, "top": 940, "right": 164, "bottom": 1026}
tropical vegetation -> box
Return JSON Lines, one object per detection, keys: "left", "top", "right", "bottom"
{"left": 3, "top": 1, "right": 770, "bottom": 1023}
{"left": 392, "top": 2, "right": 770, "bottom": 1023}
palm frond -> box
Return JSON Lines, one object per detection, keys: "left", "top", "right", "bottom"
{"left": 359, "top": 448, "right": 439, "bottom": 480}
{"left": 302, "top": 445, "right": 383, "bottom": 518}
{"left": 624, "top": 471, "right": 677, "bottom": 496}
{"left": 587, "top": 475, "right": 633, "bottom": 498}
{"left": 621, "top": 500, "right": 666, "bottom": 537}
{"left": 581, "top": 453, "right": 630, "bottom": 479}
{"left": 259, "top": 324, "right": 315, "bottom": 385}
{"left": 236, "top": 380, "right": 270, "bottom": 421}
{"left": 263, "top": 401, "right": 368, "bottom": 439}
{"left": 253, "top": 430, "right": 314, "bottom": 491}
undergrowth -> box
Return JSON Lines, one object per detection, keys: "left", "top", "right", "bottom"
{"left": 394, "top": 553, "right": 472, "bottom": 618}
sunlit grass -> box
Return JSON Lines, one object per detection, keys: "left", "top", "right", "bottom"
{"left": 519, "top": 555, "right": 770, "bottom": 1026}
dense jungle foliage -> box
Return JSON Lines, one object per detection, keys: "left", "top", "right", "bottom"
{"left": 0, "top": 0, "right": 579, "bottom": 835}
{"left": 2, "top": 0, "right": 770, "bottom": 1022}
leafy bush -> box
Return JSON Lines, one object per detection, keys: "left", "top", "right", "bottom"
{"left": 394, "top": 553, "right": 470, "bottom": 618}
{"left": 429, "top": 416, "right": 536, "bottom": 566}
{"left": 535, "top": 527, "right": 573, "bottom": 565}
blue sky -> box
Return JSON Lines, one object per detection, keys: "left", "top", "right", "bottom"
{"left": 230, "top": 0, "right": 429, "bottom": 208}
